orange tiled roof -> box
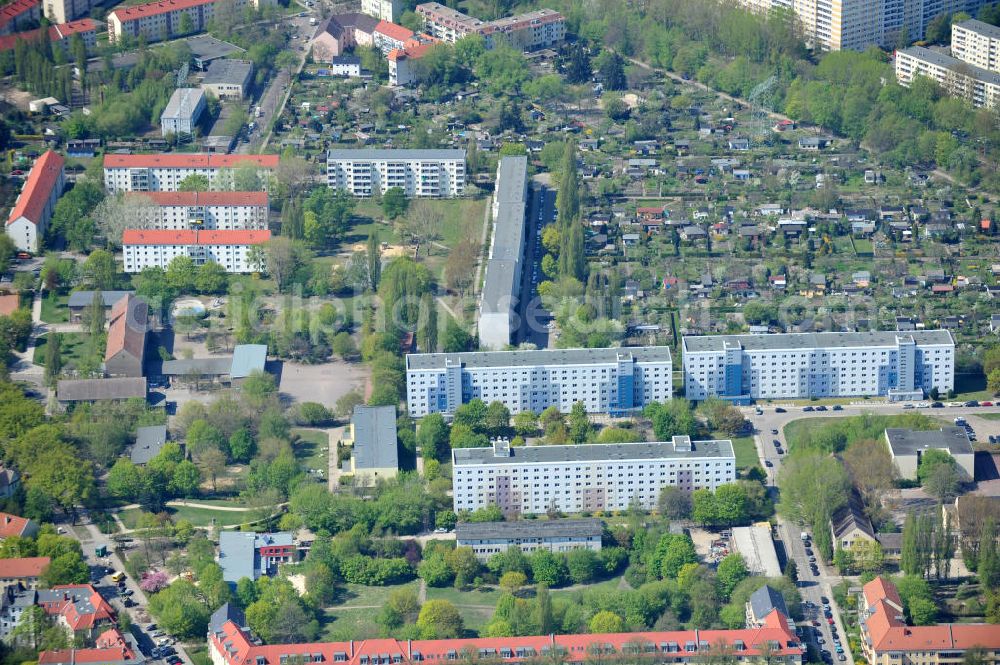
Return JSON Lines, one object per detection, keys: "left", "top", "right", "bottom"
{"left": 0, "top": 556, "right": 50, "bottom": 577}
{"left": 6, "top": 150, "right": 64, "bottom": 226}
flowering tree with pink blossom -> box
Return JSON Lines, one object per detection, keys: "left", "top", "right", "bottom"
{"left": 140, "top": 571, "right": 169, "bottom": 593}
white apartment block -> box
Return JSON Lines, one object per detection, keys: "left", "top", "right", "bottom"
{"left": 107, "top": 0, "right": 269, "bottom": 44}
{"left": 326, "top": 149, "right": 466, "bottom": 197}
{"left": 951, "top": 20, "right": 1000, "bottom": 73}
{"left": 896, "top": 46, "right": 1000, "bottom": 108}
{"left": 360, "top": 0, "right": 401, "bottom": 22}
{"left": 415, "top": 2, "right": 565, "bottom": 50}
{"left": 452, "top": 436, "right": 736, "bottom": 515}
{"left": 124, "top": 191, "right": 269, "bottom": 230}
{"left": 103, "top": 153, "right": 279, "bottom": 194}
{"left": 682, "top": 330, "right": 955, "bottom": 403}
{"left": 43, "top": 0, "right": 92, "bottom": 23}
{"left": 736, "top": 0, "right": 988, "bottom": 51}
{"left": 122, "top": 229, "right": 270, "bottom": 273}
{"left": 479, "top": 155, "right": 527, "bottom": 350}
{"left": 406, "top": 346, "right": 673, "bottom": 417}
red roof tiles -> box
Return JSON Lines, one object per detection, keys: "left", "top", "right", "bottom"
{"left": 105, "top": 295, "right": 148, "bottom": 364}
{"left": 126, "top": 191, "right": 269, "bottom": 206}
{"left": 7, "top": 150, "right": 64, "bottom": 226}
{"left": 122, "top": 229, "right": 271, "bottom": 245}
{"left": 0, "top": 0, "right": 39, "bottom": 30}
{"left": 375, "top": 20, "right": 414, "bottom": 42}
{"left": 103, "top": 153, "right": 279, "bottom": 169}
{"left": 109, "top": 0, "right": 214, "bottom": 23}
{"left": 42, "top": 585, "right": 116, "bottom": 631}
{"left": 0, "top": 511, "right": 36, "bottom": 537}
{"left": 862, "top": 577, "right": 1000, "bottom": 653}
{"left": 211, "top": 610, "right": 802, "bottom": 665}
{"left": 0, "top": 20, "right": 96, "bottom": 52}
{"left": 0, "top": 556, "right": 50, "bottom": 578}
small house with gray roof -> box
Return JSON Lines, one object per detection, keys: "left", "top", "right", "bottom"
{"left": 218, "top": 531, "right": 295, "bottom": 583}
{"left": 130, "top": 425, "right": 167, "bottom": 465}
{"left": 746, "top": 585, "right": 790, "bottom": 628}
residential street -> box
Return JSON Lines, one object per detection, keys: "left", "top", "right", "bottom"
{"left": 745, "top": 401, "right": 1000, "bottom": 665}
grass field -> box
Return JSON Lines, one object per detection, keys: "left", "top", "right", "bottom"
{"left": 118, "top": 505, "right": 257, "bottom": 529}
{"left": 33, "top": 332, "right": 100, "bottom": 369}
{"left": 710, "top": 431, "right": 757, "bottom": 469}
{"left": 783, "top": 413, "right": 942, "bottom": 453}
{"left": 293, "top": 428, "right": 329, "bottom": 473}
{"left": 978, "top": 413, "right": 1000, "bottom": 421}
{"left": 40, "top": 294, "right": 68, "bottom": 323}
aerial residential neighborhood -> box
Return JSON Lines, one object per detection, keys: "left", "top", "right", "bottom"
{"left": 0, "top": 0, "right": 999, "bottom": 662}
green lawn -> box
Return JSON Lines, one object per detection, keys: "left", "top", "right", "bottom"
{"left": 977, "top": 413, "right": 1000, "bottom": 421}
{"left": 186, "top": 645, "right": 211, "bottom": 665}
{"left": 40, "top": 293, "right": 69, "bottom": 323}
{"left": 118, "top": 505, "right": 257, "bottom": 529}
{"left": 320, "top": 607, "right": 383, "bottom": 641}
{"left": 954, "top": 373, "right": 995, "bottom": 401}
{"left": 732, "top": 436, "right": 758, "bottom": 469}
{"left": 33, "top": 332, "right": 100, "bottom": 369}
{"left": 335, "top": 582, "right": 420, "bottom": 609}
{"left": 292, "top": 428, "right": 329, "bottom": 473}
{"left": 783, "top": 413, "right": 942, "bottom": 453}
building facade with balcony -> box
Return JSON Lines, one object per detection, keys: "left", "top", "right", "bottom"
{"left": 326, "top": 148, "right": 465, "bottom": 197}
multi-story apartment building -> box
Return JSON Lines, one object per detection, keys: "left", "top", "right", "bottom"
{"left": 736, "top": 0, "right": 987, "bottom": 51}
{"left": 107, "top": 0, "right": 269, "bottom": 44}
{"left": 0, "top": 0, "right": 41, "bottom": 36}
{"left": 415, "top": 2, "right": 565, "bottom": 50}
{"left": 6, "top": 150, "right": 65, "bottom": 253}
{"left": 121, "top": 229, "right": 270, "bottom": 273}
{"left": 682, "top": 331, "right": 954, "bottom": 402}
{"left": 42, "top": 0, "right": 92, "bottom": 24}
{"left": 372, "top": 19, "right": 413, "bottom": 53}
{"left": 387, "top": 42, "right": 432, "bottom": 85}
{"left": 406, "top": 346, "right": 674, "bottom": 417}
{"left": 209, "top": 601, "right": 803, "bottom": 665}
{"left": 479, "top": 155, "right": 527, "bottom": 350}
{"left": 456, "top": 518, "right": 603, "bottom": 561}
{"left": 103, "top": 153, "right": 278, "bottom": 193}
{"left": 951, "top": 19, "right": 1000, "bottom": 72}
{"left": 360, "top": 0, "right": 401, "bottom": 22}
{"left": 0, "top": 18, "right": 98, "bottom": 54}
{"left": 124, "top": 191, "right": 269, "bottom": 230}
{"left": 453, "top": 436, "right": 736, "bottom": 515}
{"left": 859, "top": 577, "right": 1000, "bottom": 665}
{"left": 160, "top": 87, "right": 206, "bottom": 137}
{"left": 895, "top": 46, "right": 1000, "bottom": 108}
{"left": 326, "top": 148, "right": 465, "bottom": 197}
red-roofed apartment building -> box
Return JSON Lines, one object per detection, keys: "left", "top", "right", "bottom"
{"left": 122, "top": 229, "right": 270, "bottom": 273}
{"left": 388, "top": 40, "right": 434, "bottom": 86}
{"left": 36, "top": 585, "right": 117, "bottom": 638}
{"left": 859, "top": 577, "right": 1000, "bottom": 665}
{"left": 39, "top": 627, "right": 140, "bottom": 665}
{"left": 0, "top": 556, "right": 50, "bottom": 586}
{"left": 0, "top": 511, "right": 40, "bottom": 539}
{"left": 103, "top": 153, "right": 278, "bottom": 194}
{"left": 5, "top": 150, "right": 65, "bottom": 253}
{"left": 104, "top": 294, "right": 149, "bottom": 378}
{"left": 372, "top": 19, "right": 412, "bottom": 52}
{"left": 209, "top": 601, "right": 803, "bottom": 665}
{"left": 0, "top": 18, "right": 98, "bottom": 53}
{"left": 107, "top": 0, "right": 270, "bottom": 44}
{"left": 124, "top": 191, "right": 269, "bottom": 230}
{"left": 0, "top": 0, "right": 41, "bottom": 35}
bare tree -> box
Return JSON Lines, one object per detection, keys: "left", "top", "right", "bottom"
{"left": 274, "top": 155, "right": 315, "bottom": 201}
{"left": 408, "top": 200, "right": 440, "bottom": 248}
{"left": 444, "top": 237, "right": 478, "bottom": 295}
{"left": 92, "top": 194, "right": 156, "bottom": 247}
{"left": 265, "top": 237, "right": 297, "bottom": 291}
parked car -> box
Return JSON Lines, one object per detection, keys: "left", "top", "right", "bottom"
{"left": 832, "top": 405, "right": 843, "bottom": 411}
{"left": 771, "top": 429, "right": 778, "bottom": 435}
{"left": 815, "top": 405, "right": 828, "bottom": 411}
{"left": 775, "top": 407, "right": 786, "bottom": 413}
{"left": 803, "top": 406, "right": 814, "bottom": 412}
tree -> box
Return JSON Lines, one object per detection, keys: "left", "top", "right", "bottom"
{"left": 418, "top": 413, "right": 450, "bottom": 462}
{"left": 568, "top": 401, "right": 591, "bottom": 443}
{"left": 530, "top": 549, "right": 568, "bottom": 587}
{"left": 417, "top": 293, "right": 437, "bottom": 353}
{"left": 918, "top": 449, "right": 964, "bottom": 502}
{"left": 197, "top": 448, "right": 227, "bottom": 492}
{"left": 178, "top": 174, "right": 210, "bottom": 192}
{"left": 659, "top": 534, "right": 698, "bottom": 579}
{"left": 166, "top": 255, "right": 197, "bottom": 294}
{"left": 366, "top": 231, "right": 381, "bottom": 292}
{"left": 597, "top": 51, "right": 626, "bottom": 90}
{"left": 484, "top": 401, "right": 511, "bottom": 438}
{"left": 499, "top": 571, "right": 527, "bottom": 595}
{"left": 842, "top": 438, "right": 897, "bottom": 519}
{"left": 777, "top": 452, "right": 851, "bottom": 528}
{"left": 264, "top": 237, "right": 302, "bottom": 292}
{"left": 41, "top": 551, "right": 89, "bottom": 585}
{"left": 82, "top": 249, "right": 118, "bottom": 290}
{"left": 556, "top": 140, "right": 580, "bottom": 227}
{"left": 147, "top": 580, "right": 211, "bottom": 638}
{"left": 566, "top": 548, "right": 600, "bottom": 584}
{"left": 416, "top": 600, "right": 464, "bottom": 639}
{"left": 195, "top": 262, "right": 228, "bottom": 294}
{"left": 716, "top": 554, "right": 749, "bottom": 600}
{"left": 589, "top": 610, "right": 625, "bottom": 634}
{"left": 512, "top": 411, "right": 538, "bottom": 436}
{"left": 44, "top": 332, "right": 62, "bottom": 385}
{"left": 564, "top": 42, "right": 591, "bottom": 84}
{"left": 381, "top": 187, "right": 409, "bottom": 219}
{"left": 418, "top": 552, "right": 454, "bottom": 587}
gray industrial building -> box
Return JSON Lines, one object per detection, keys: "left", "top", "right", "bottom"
{"left": 456, "top": 518, "right": 603, "bottom": 561}
{"left": 160, "top": 88, "right": 206, "bottom": 137}
{"left": 343, "top": 405, "right": 398, "bottom": 485}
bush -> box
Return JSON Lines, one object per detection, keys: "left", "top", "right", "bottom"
{"left": 340, "top": 556, "right": 414, "bottom": 585}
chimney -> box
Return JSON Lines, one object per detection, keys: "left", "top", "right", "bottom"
{"left": 349, "top": 641, "right": 354, "bottom": 658}
{"left": 407, "top": 640, "right": 411, "bottom": 659}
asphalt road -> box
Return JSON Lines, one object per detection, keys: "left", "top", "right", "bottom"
{"left": 517, "top": 185, "right": 555, "bottom": 348}
{"left": 746, "top": 401, "right": 1000, "bottom": 665}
